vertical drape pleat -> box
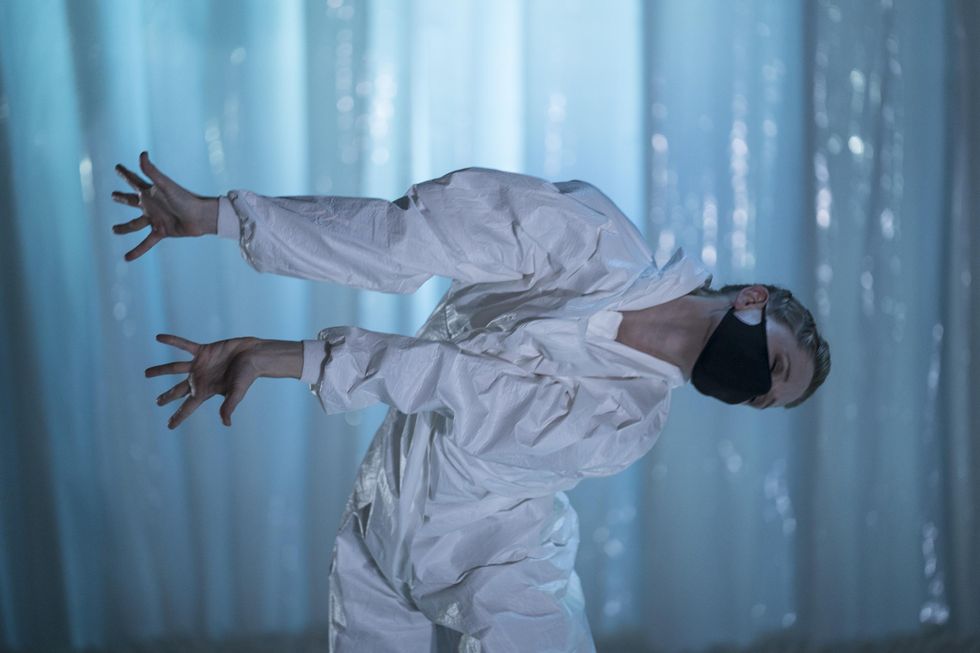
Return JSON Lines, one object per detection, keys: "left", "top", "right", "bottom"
{"left": 942, "top": 0, "right": 980, "bottom": 635}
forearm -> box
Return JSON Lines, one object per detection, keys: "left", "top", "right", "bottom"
{"left": 214, "top": 191, "right": 434, "bottom": 292}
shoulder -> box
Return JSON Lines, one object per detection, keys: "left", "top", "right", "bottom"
{"left": 425, "top": 167, "right": 555, "bottom": 192}
{"left": 552, "top": 178, "right": 654, "bottom": 262}
{"left": 553, "top": 179, "right": 634, "bottom": 225}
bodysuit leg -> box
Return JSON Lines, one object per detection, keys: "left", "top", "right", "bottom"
{"left": 411, "top": 494, "right": 596, "bottom": 653}
{"left": 328, "top": 513, "right": 439, "bottom": 652}
{"left": 419, "top": 560, "right": 594, "bottom": 652}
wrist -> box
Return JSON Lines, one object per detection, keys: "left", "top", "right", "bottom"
{"left": 250, "top": 339, "right": 304, "bottom": 379}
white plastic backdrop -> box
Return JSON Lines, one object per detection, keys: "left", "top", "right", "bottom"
{"left": 0, "top": 0, "right": 976, "bottom": 651}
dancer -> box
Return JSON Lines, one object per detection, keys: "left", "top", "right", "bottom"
{"left": 112, "top": 151, "right": 830, "bottom": 652}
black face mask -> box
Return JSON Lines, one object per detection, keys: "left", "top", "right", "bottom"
{"left": 691, "top": 303, "right": 772, "bottom": 405}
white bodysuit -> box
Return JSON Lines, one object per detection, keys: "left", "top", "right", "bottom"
{"left": 216, "top": 167, "right": 712, "bottom": 652}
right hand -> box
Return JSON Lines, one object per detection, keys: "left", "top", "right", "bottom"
{"left": 146, "top": 333, "right": 263, "bottom": 429}
{"left": 111, "top": 151, "right": 219, "bottom": 261}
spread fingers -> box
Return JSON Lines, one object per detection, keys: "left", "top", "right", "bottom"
{"left": 145, "top": 360, "right": 192, "bottom": 378}
{"left": 115, "top": 163, "right": 151, "bottom": 191}
{"left": 157, "top": 379, "right": 190, "bottom": 406}
{"left": 123, "top": 231, "right": 162, "bottom": 261}
{"left": 155, "top": 333, "right": 201, "bottom": 354}
{"left": 111, "top": 191, "right": 140, "bottom": 207}
{"left": 112, "top": 214, "right": 149, "bottom": 234}
{"left": 169, "top": 395, "right": 204, "bottom": 429}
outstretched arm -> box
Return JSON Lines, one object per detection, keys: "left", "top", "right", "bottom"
{"left": 147, "top": 326, "right": 661, "bottom": 487}
{"left": 111, "top": 155, "right": 634, "bottom": 291}
{"left": 216, "top": 167, "right": 610, "bottom": 293}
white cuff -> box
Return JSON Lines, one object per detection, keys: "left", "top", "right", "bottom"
{"left": 217, "top": 195, "right": 240, "bottom": 240}
{"left": 300, "top": 339, "right": 327, "bottom": 384}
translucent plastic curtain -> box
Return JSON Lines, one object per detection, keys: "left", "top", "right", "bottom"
{"left": 0, "top": 1, "right": 975, "bottom": 652}
{"left": 942, "top": 0, "right": 980, "bottom": 634}
{"left": 0, "top": 0, "right": 373, "bottom": 648}
{"left": 631, "top": 1, "right": 966, "bottom": 650}
{"left": 800, "top": 0, "right": 950, "bottom": 639}
{"left": 0, "top": 0, "right": 645, "bottom": 649}
{"left": 631, "top": 3, "right": 811, "bottom": 648}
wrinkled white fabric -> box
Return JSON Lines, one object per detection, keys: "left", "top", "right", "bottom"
{"left": 218, "top": 167, "right": 712, "bottom": 651}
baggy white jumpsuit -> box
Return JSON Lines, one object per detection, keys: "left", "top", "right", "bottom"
{"left": 216, "top": 168, "right": 713, "bottom": 651}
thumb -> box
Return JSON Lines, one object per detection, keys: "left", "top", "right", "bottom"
{"left": 219, "top": 387, "right": 246, "bottom": 427}
{"left": 139, "top": 151, "right": 180, "bottom": 194}
{"left": 220, "top": 357, "right": 257, "bottom": 426}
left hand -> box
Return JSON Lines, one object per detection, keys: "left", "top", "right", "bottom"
{"left": 111, "top": 151, "right": 219, "bottom": 261}
{"left": 146, "top": 334, "right": 262, "bottom": 429}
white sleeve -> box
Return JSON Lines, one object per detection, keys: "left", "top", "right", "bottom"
{"left": 216, "top": 167, "right": 610, "bottom": 293}
{"left": 217, "top": 197, "right": 240, "bottom": 239}
{"left": 308, "top": 326, "right": 661, "bottom": 475}
{"left": 299, "top": 339, "right": 328, "bottom": 384}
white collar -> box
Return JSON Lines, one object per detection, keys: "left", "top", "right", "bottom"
{"left": 588, "top": 247, "right": 713, "bottom": 388}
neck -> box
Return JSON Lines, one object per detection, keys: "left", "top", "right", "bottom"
{"left": 615, "top": 294, "right": 731, "bottom": 380}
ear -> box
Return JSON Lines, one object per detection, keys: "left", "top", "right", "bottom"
{"left": 733, "top": 284, "right": 770, "bottom": 310}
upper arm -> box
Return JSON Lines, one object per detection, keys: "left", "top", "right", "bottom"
{"left": 403, "top": 167, "right": 613, "bottom": 283}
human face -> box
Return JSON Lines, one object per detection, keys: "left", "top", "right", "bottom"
{"left": 745, "top": 317, "right": 814, "bottom": 409}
